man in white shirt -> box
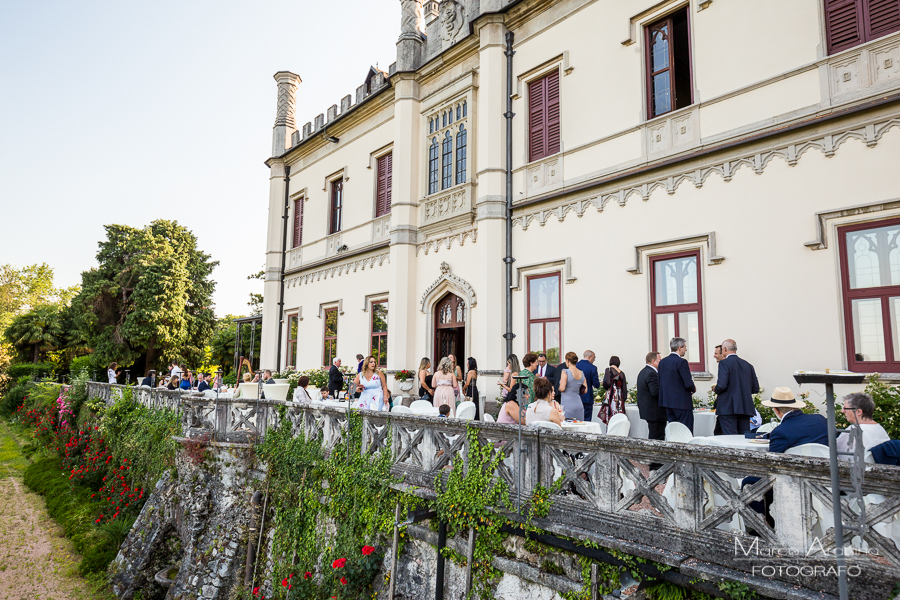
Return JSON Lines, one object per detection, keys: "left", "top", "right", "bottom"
{"left": 837, "top": 392, "right": 890, "bottom": 458}
{"left": 169, "top": 361, "right": 182, "bottom": 379}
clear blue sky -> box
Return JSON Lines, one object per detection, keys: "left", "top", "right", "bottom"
{"left": 0, "top": 1, "right": 398, "bottom": 317}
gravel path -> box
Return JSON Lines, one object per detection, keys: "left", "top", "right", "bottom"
{"left": 0, "top": 421, "right": 108, "bottom": 600}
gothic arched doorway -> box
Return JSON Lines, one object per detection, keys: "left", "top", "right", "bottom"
{"left": 434, "top": 292, "right": 466, "bottom": 367}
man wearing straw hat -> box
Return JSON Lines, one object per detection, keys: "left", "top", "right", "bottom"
{"left": 762, "top": 387, "right": 828, "bottom": 454}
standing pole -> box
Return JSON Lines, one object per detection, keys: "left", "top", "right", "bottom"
{"left": 825, "top": 382, "right": 848, "bottom": 600}
{"left": 435, "top": 520, "right": 447, "bottom": 600}
{"left": 250, "top": 322, "right": 257, "bottom": 372}
{"left": 502, "top": 31, "right": 516, "bottom": 360}
{"left": 512, "top": 373, "right": 527, "bottom": 512}
{"left": 465, "top": 526, "right": 476, "bottom": 595}
{"left": 388, "top": 502, "right": 401, "bottom": 600}
{"left": 275, "top": 165, "right": 291, "bottom": 370}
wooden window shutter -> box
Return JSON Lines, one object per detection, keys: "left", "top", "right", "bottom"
{"left": 866, "top": 0, "right": 900, "bottom": 39}
{"left": 293, "top": 198, "right": 303, "bottom": 248}
{"left": 825, "top": 0, "right": 865, "bottom": 53}
{"left": 528, "top": 70, "right": 561, "bottom": 162}
{"left": 375, "top": 152, "right": 392, "bottom": 217}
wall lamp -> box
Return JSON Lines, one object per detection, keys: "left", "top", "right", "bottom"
{"left": 325, "top": 134, "right": 340, "bottom": 144}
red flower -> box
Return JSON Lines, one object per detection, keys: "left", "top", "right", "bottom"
{"left": 282, "top": 578, "right": 288, "bottom": 587}
{"left": 252, "top": 588, "right": 260, "bottom": 596}
{"left": 289, "top": 573, "right": 293, "bottom": 579}
{"left": 362, "top": 545, "right": 375, "bottom": 556}
{"left": 287, "top": 584, "right": 292, "bottom": 590}
{"left": 304, "top": 571, "right": 311, "bottom": 579}
{"left": 331, "top": 558, "right": 346, "bottom": 569}
{"left": 340, "top": 577, "right": 348, "bottom": 585}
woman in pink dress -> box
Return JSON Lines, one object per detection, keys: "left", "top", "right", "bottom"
{"left": 432, "top": 357, "right": 457, "bottom": 417}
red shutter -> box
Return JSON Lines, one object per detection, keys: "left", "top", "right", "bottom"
{"left": 528, "top": 77, "right": 546, "bottom": 162}
{"left": 866, "top": 0, "right": 900, "bottom": 39}
{"left": 376, "top": 152, "right": 392, "bottom": 217}
{"left": 546, "top": 70, "right": 561, "bottom": 157}
{"left": 826, "top": 0, "right": 864, "bottom": 53}
{"left": 293, "top": 198, "right": 303, "bottom": 247}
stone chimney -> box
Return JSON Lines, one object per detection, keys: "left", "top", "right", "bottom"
{"left": 397, "top": 0, "right": 425, "bottom": 72}
{"left": 272, "top": 71, "right": 301, "bottom": 156}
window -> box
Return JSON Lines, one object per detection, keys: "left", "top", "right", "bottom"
{"left": 292, "top": 198, "right": 303, "bottom": 248}
{"left": 650, "top": 251, "right": 704, "bottom": 370}
{"left": 375, "top": 152, "right": 392, "bottom": 217}
{"left": 323, "top": 308, "right": 338, "bottom": 367}
{"left": 371, "top": 301, "right": 388, "bottom": 367}
{"left": 285, "top": 313, "right": 298, "bottom": 368}
{"left": 825, "top": 0, "right": 900, "bottom": 54}
{"left": 455, "top": 124, "right": 467, "bottom": 185}
{"left": 528, "top": 71, "right": 561, "bottom": 163}
{"left": 645, "top": 7, "right": 692, "bottom": 119}
{"left": 441, "top": 131, "right": 453, "bottom": 190}
{"left": 526, "top": 273, "right": 561, "bottom": 364}
{"left": 329, "top": 179, "right": 343, "bottom": 234}
{"left": 428, "top": 138, "right": 439, "bottom": 195}
{"left": 839, "top": 218, "right": 900, "bottom": 371}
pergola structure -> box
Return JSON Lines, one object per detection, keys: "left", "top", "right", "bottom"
{"left": 233, "top": 315, "right": 263, "bottom": 377}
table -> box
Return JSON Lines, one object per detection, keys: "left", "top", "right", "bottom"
{"left": 560, "top": 421, "right": 604, "bottom": 435}
{"left": 624, "top": 405, "right": 717, "bottom": 439}
{"left": 710, "top": 435, "right": 770, "bottom": 451}
{"left": 323, "top": 400, "right": 349, "bottom": 410}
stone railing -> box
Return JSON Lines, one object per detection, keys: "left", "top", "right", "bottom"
{"left": 87, "top": 383, "right": 900, "bottom": 598}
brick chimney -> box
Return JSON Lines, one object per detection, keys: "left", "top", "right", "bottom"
{"left": 272, "top": 71, "right": 301, "bottom": 156}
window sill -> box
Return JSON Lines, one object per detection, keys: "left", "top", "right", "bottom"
{"left": 691, "top": 371, "right": 713, "bottom": 381}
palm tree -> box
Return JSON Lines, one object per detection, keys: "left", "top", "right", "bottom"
{"left": 4, "top": 305, "right": 63, "bottom": 363}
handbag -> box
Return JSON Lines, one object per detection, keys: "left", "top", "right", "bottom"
{"left": 464, "top": 378, "right": 474, "bottom": 403}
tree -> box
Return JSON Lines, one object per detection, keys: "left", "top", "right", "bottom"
{"left": 247, "top": 267, "right": 264, "bottom": 315}
{"left": 208, "top": 315, "right": 261, "bottom": 376}
{"left": 4, "top": 304, "right": 64, "bottom": 362}
{"left": 70, "top": 220, "right": 218, "bottom": 372}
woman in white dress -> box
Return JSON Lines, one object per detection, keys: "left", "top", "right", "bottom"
{"left": 353, "top": 356, "right": 389, "bottom": 411}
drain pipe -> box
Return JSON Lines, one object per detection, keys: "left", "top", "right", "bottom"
{"left": 503, "top": 31, "right": 516, "bottom": 359}
{"left": 275, "top": 164, "right": 292, "bottom": 370}
{"left": 435, "top": 520, "right": 448, "bottom": 600}
{"left": 244, "top": 491, "right": 264, "bottom": 585}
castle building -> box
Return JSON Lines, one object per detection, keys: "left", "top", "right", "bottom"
{"left": 260, "top": 0, "right": 900, "bottom": 399}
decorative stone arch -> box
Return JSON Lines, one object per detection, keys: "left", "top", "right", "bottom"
{"left": 421, "top": 262, "right": 476, "bottom": 367}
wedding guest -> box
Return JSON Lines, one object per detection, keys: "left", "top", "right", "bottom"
{"left": 498, "top": 354, "right": 520, "bottom": 399}
{"left": 198, "top": 373, "right": 213, "bottom": 393}
{"left": 167, "top": 375, "right": 181, "bottom": 391}
{"left": 418, "top": 357, "right": 434, "bottom": 400}
{"left": 432, "top": 357, "right": 458, "bottom": 417}
{"left": 463, "top": 357, "right": 480, "bottom": 420}
{"left": 658, "top": 338, "right": 696, "bottom": 433}
{"left": 180, "top": 372, "right": 192, "bottom": 390}
{"left": 525, "top": 377, "right": 562, "bottom": 426}
{"left": 837, "top": 392, "right": 890, "bottom": 457}
{"left": 535, "top": 353, "right": 557, "bottom": 388}
{"left": 497, "top": 382, "right": 524, "bottom": 424}
{"left": 353, "top": 356, "right": 388, "bottom": 411}
{"left": 316, "top": 386, "right": 331, "bottom": 401}
{"left": 576, "top": 351, "right": 602, "bottom": 422}
{"left": 557, "top": 352, "right": 585, "bottom": 420}
{"left": 232, "top": 373, "right": 254, "bottom": 398}
{"left": 519, "top": 353, "right": 538, "bottom": 403}
{"left": 293, "top": 376, "right": 312, "bottom": 403}
{"left": 439, "top": 404, "right": 451, "bottom": 417}
{"left": 263, "top": 369, "right": 276, "bottom": 384}
{"left": 713, "top": 339, "right": 759, "bottom": 435}
{"left": 449, "top": 354, "right": 463, "bottom": 402}
{"left": 356, "top": 354, "right": 365, "bottom": 373}
{"left": 328, "top": 358, "right": 344, "bottom": 398}
{"left": 600, "top": 356, "right": 627, "bottom": 425}
{"left": 107, "top": 362, "right": 119, "bottom": 384}
{"left": 636, "top": 352, "right": 665, "bottom": 441}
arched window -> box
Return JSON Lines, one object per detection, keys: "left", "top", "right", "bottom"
{"left": 428, "top": 137, "right": 440, "bottom": 195}
{"left": 456, "top": 104, "right": 461, "bottom": 120}
{"left": 462, "top": 99, "right": 467, "bottom": 117}
{"left": 441, "top": 131, "right": 453, "bottom": 190}
{"left": 429, "top": 117, "right": 434, "bottom": 134}
{"left": 455, "top": 124, "right": 467, "bottom": 185}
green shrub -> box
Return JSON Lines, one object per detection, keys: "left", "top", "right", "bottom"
{"left": 5, "top": 362, "right": 55, "bottom": 380}
{"left": 0, "top": 381, "right": 28, "bottom": 416}
{"left": 835, "top": 374, "right": 900, "bottom": 439}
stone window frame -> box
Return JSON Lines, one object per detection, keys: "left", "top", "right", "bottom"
{"left": 319, "top": 300, "right": 343, "bottom": 368}
{"left": 423, "top": 93, "right": 470, "bottom": 198}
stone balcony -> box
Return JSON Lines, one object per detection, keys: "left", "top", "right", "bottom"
{"left": 87, "top": 382, "right": 900, "bottom": 600}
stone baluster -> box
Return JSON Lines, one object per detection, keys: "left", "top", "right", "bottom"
{"left": 673, "top": 461, "right": 701, "bottom": 530}
{"left": 772, "top": 473, "right": 809, "bottom": 550}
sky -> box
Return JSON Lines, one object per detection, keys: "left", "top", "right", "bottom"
{"left": 0, "top": 1, "right": 398, "bottom": 318}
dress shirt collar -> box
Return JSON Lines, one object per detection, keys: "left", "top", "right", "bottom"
{"left": 649, "top": 365, "right": 658, "bottom": 373}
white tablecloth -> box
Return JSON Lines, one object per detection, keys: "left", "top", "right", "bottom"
{"left": 323, "top": 400, "right": 349, "bottom": 410}
{"left": 624, "top": 405, "right": 717, "bottom": 438}
{"left": 560, "top": 421, "right": 604, "bottom": 435}
{"left": 708, "top": 435, "right": 770, "bottom": 451}
{"left": 411, "top": 405, "right": 440, "bottom": 416}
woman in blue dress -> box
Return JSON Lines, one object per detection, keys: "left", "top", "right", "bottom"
{"left": 353, "top": 356, "right": 389, "bottom": 411}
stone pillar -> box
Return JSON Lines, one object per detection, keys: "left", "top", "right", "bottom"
{"left": 260, "top": 160, "right": 287, "bottom": 370}
{"left": 387, "top": 74, "right": 422, "bottom": 375}
{"left": 272, "top": 71, "right": 301, "bottom": 156}
{"left": 473, "top": 16, "right": 509, "bottom": 372}
{"left": 397, "top": 0, "right": 425, "bottom": 72}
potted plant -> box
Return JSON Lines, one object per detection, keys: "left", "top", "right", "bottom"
{"left": 395, "top": 369, "right": 415, "bottom": 391}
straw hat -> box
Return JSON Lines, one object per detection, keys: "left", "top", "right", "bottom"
{"left": 761, "top": 387, "right": 805, "bottom": 409}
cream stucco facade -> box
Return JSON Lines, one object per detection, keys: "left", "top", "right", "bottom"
{"left": 259, "top": 0, "right": 900, "bottom": 403}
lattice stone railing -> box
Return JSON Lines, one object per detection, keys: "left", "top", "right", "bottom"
{"left": 87, "top": 383, "right": 900, "bottom": 597}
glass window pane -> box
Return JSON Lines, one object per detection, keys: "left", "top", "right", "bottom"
{"left": 656, "top": 313, "right": 675, "bottom": 355}
{"left": 851, "top": 298, "right": 886, "bottom": 362}
{"left": 651, "top": 72, "right": 671, "bottom": 116}
{"left": 654, "top": 256, "right": 698, "bottom": 306}
{"left": 678, "top": 312, "right": 700, "bottom": 364}
{"left": 372, "top": 302, "right": 388, "bottom": 333}
{"left": 846, "top": 225, "right": 900, "bottom": 289}
{"left": 650, "top": 26, "right": 669, "bottom": 72}
{"left": 325, "top": 310, "right": 338, "bottom": 337}
{"left": 891, "top": 297, "right": 900, "bottom": 360}
{"left": 529, "top": 275, "right": 560, "bottom": 320}
{"left": 545, "top": 322, "right": 560, "bottom": 365}
{"left": 289, "top": 315, "right": 298, "bottom": 341}
{"left": 530, "top": 323, "right": 544, "bottom": 355}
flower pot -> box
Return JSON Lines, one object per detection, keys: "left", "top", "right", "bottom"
{"left": 398, "top": 380, "right": 414, "bottom": 392}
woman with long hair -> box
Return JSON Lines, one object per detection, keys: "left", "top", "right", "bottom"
{"left": 418, "top": 357, "right": 434, "bottom": 400}
{"left": 432, "top": 357, "right": 457, "bottom": 417}
{"left": 497, "top": 354, "right": 520, "bottom": 399}
{"left": 107, "top": 362, "right": 119, "bottom": 384}
{"left": 463, "top": 357, "right": 479, "bottom": 420}
{"left": 525, "top": 377, "right": 562, "bottom": 425}
{"left": 600, "top": 356, "right": 627, "bottom": 424}
{"left": 353, "top": 355, "right": 389, "bottom": 411}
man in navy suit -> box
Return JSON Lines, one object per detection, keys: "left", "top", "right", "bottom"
{"left": 713, "top": 339, "right": 759, "bottom": 435}
{"left": 658, "top": 337, "right": 696, "bottom": 433}
{"left": 576, "top": 350, "right": 601, "bottom": 422}
{"left": 535, "top": 353, "right": 557, "bottom": 390}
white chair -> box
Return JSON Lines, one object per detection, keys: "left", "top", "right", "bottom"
{"left": 410, "top": 399, "right": 435, "bottom": 414}
{"left": 263, "top": 383, "right": 290, "bottom": 401}
{"left": 391, "top": 405, "right": 412, "bottom": 414}
{"left": 756, "top": 422, "right": 778, "bottom": 434}
{"left": 483, "top": 413, "right": 496, "bottom": 422}
{"left": 533, "top": 420, "right": 562, "bottom": 430}
{"left": 273, "top": 378, "right": 290, "bottom": 384}
{"left": 456, "top": 401, "right": 476, "bottom": 420}
{"left": 606, "top": 413, "right": 631, "bottom": 437}
{"left": 786, "top": 443, "right": 830, "bottom": 458}
{"left": 665, "top": 422, "right": 693, "bottom": 443}
{"left": 238, "top": 383, "right": 261, "bottom": 400}
{"left": 864, "top": 450, "right": 875, "bottom": 464}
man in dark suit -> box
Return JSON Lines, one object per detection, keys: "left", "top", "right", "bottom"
{"left": 658, "top": 337, "right": 696, "bottom": 433}
{"left": 198, "top": 373, "right": 213, "bottom": 392}
{"left": 576, "top": 350, "right": 601, "bottom": 422}
{"left": 636, "top": 352, "right": 665, "bottom": 441}
{"left": 535, "top": 353, "right": 557, "bottom": 390}
{"left": 328, "top": 358, "right": 344, "bottom": 398}
{"left": 713, "top": 339, "right": 759, "bottom": 435}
